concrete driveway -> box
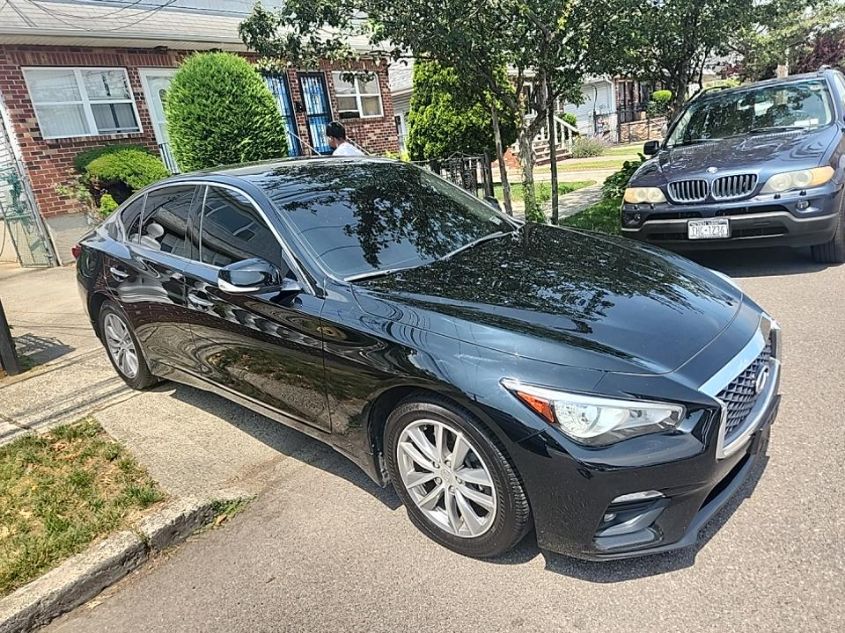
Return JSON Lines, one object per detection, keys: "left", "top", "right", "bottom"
{"left": 6, "top": 247, "right": 843, "bottom": 633}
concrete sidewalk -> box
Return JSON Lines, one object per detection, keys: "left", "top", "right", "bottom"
{"left": 0, "top": 263, "right": 316, "bottom": 499}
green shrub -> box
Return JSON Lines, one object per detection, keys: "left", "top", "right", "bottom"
{"left": 98, "top": 193, "right": 119, "bottom": 217}
{"left": 571, "top": 135, "right": 606, "bottom": 158}
{"left": 646, "top": 90, "right": 673, "bottom": 117}
{"left": 85, "top": 149, "right": 169, "bottom": 191}
{"left": 407, "top": 60, "right": 517, "bottom": 160}
{"left": 560, "top": 197, "right": 621, "bottom": 235}
{"left": 601, "top": 156, "right": 646, "bottom": 200}
{"left": 73, "top": 144, "right": 150, "bottom": 173}
{"left": 561, "top": 112, "right": 578, "bottom": 128}
{"left": 165, "top": 52, "right": 287, "bottom": 171}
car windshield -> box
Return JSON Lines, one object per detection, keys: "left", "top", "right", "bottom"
{"left": 249, "top": 161, "right": 516, "bottom": 280}
{"left": 667, "top": 80, "right": 834, "bottom": 147}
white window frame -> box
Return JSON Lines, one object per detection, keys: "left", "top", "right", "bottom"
{"left": 22, "top": 66, "right": 143, "bottom": 140}
{"left": 332, "top": 71, "right": 384, "bottom": 119}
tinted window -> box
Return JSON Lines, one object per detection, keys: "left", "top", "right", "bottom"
{"left": 120, "top": 196, "right": 144, "bottom": 242}
{"left": 199, "top": 186, "right": 282, "bottom": 268}
{"left": 667, "top": 80, "right": 834, "bottom": 146}
{"left": 250, "top": 162, "right": 513, "bottom": 279}
{"left": 137, "top": 186, "right": 195, "bottom": 257}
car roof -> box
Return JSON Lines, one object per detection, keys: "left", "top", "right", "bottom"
{"left": 167, "top": 156, "right": 397, "bottom": 181}
{"left": 694, "top": 70, "right": 837, "bottom": 103}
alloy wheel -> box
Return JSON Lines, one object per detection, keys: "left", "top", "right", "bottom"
{"left": 103, "top": 313, "right": 139, "bottom": 379}
{"left": 396, "top": 419, "right": 498, "bottom": 538}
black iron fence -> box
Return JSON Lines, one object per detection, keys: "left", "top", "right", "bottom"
{"left": 413, "top": 155, "right": 495, "bottom": 199}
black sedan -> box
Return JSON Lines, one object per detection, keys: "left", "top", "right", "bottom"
{"left": 76, "top": 158, "right": 781, "bottom": 560}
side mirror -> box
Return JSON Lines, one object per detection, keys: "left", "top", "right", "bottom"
{"left": 643, "top": 140, "right": 660, "bottom": 156}
{"left": 218, "top": 257, "right": 298, "bottom": 295}
{"left": 484, "top": 195, "right": 502, "bottom": 211}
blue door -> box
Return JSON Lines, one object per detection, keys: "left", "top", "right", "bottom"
{"left": 264, "top": 74, "right": 301, "bottom": 157}
{"left": 298, "top": 73, "right": 333, "bottom": 155}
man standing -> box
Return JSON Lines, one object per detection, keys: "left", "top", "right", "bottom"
{"left": 325, "top": 121, "right": 365, "bottom": 156}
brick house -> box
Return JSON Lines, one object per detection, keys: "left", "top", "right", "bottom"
{"left": 0, "top": 0, "right": 398, "bottom": 266}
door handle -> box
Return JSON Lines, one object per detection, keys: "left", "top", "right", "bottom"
{"left": 109, "top": 266, "right": 129, "bottom": 280}
{"left": 187, "top": 291, "right": 214, "bottom": 308}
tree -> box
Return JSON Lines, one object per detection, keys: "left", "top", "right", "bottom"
{"left": 165, "top": 52, "right": 288, "bottom": 171}
{"left": 733, "top": 1, "right": 845, "bottom": 80}
{"left": 592, "top": 0, "right": 809, "bottom": 115}
{"left": 240, "top": 1, "right": 606, "bottom": 223}
{"left": 407, "top": 61, "right": 517, "bottom": 161}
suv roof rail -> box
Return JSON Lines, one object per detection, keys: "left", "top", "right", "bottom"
{"left": 689, "top": 84, "right": 733, "bottom": 101}
{"left": 818, "top": 64, "right": 832, "bottom": 71}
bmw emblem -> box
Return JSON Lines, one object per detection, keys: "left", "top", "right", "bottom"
{"left": 707, "top": 167, "right": 719, "bottom": 174}
{"left": 754, "top": 365, "right": 770, "bottom": 395}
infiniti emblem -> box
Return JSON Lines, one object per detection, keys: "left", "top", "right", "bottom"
{"left": 755, "top": 365, "right": 770, "bottom": 395}
{"left": 707, "top": 167, "right": 718, "bottom": 174}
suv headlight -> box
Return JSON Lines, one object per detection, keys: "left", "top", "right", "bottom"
{"left": 760, "top": 166, "right": 834, "bottom": 194}
{"left": 623, "top": 187, "right": 666, "bottom": 204}
{"left": 501, "top": 380, "right": 685, "bottom": 446}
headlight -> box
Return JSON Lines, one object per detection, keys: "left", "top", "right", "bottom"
{"left": 623, "top": 186, "right": 666, "bottom": 204}
{"left": 760, "top": 166, "right": 834, "bottom": 194}
{"left": 501, "top": 380, "right": 685, "bottom": 446}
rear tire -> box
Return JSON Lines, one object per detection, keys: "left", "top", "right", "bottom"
{"left": 385, "top": 396, "right": 531, "bottom": 558}
{"left": 811, "top": 206, "right": 845, "bottom": 264}
{"left": 98, "top": 301, "right": 158, "bottom": 390}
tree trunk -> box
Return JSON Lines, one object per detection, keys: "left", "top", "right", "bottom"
{"left": 547, "top": 80, "right": 559, "bottom": 225}
{"left": 490, "top": 106, "right": 513, "bottom": 216}
{"left": 517, "top": 129, "right": 539, "bottom": 222}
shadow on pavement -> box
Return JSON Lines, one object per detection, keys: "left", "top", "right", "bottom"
{"left": 14, "top": 333, "right": 74, "bottom": 367}
{"left": 167, "top": 383, "right": 403, "bottom": 511}
{"left": 685, "top": 246, "right": 835, "bottom": 278}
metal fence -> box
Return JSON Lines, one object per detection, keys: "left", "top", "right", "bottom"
{"left": 413, "top": 155, "right": 495, "bottom": 199}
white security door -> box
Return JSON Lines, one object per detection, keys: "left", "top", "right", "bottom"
{"left": 139, "top": 69, "right": 178, "bottom": 172}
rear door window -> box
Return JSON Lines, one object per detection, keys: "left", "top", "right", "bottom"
{"left": 198, "top": 186, "right": 282, "bottom": 268}
{"left": 120, "top": 196, "right": 144, "bottom": 242}
{"left": 137, "top": 185, "right": 197, "bottom": 258}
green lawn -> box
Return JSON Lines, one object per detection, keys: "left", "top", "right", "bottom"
{"left": 493, "top": 180, "right": 594, "bottom": 204}
{"left": 602, "top": 144, "right": 647, "bottom": 157}
{"left": 561, "top": 196, "right": 623, "bottom": 235}
{"left": 557, "top": 158, "right": 631, "bottom": 172}
{"left": 0, "top": 418, "right": 165, "bottom": 596}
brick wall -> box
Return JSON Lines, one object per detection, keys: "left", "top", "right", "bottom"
{"left": 618, "top": 116, "right": 667, "bottom": 144}
{"left": 0, "top": 45, "right": 399, "bottom": 221}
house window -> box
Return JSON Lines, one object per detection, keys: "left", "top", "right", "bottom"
{"left": 22, "top": 67, "right": 141, "bottom": 139}
{"left": 332, "top": 72, "right": 383, "bottom": 118}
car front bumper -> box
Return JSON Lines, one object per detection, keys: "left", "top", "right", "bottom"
{"left": 620, "top": 182, "right": 843, "bottom": 249}
{"left": 508, "top": 324, "right": 781, "bottom": 561}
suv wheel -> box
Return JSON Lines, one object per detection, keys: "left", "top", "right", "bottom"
{"left": 811, "top": 205, "right": 845, "bottom": 264}
{"left": 385, "top": 397, "right": 531, "bottom": 558}
{"left": 99, "top": 301, "right": 158, "bottom": 390}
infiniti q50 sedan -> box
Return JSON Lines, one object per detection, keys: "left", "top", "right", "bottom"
{"left": 76, "top": 158, "right": 781, "bottom": 560}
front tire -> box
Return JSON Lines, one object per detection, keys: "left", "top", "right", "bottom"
{"left": 98, "top": 301, "right": 158, "bottom": 390}
{"left": 811, "top": 206, "right": 845, "bottom": 264}
{"left": 385, "top": 396, "right": 531, "bottom": 558}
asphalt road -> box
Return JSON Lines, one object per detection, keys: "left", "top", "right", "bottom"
{"left": 46, "top": 246, "right": 844, "bottom": 633}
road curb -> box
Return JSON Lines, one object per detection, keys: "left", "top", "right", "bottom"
{"left": 0, "top": 489, "right": 249, "bottom": 633}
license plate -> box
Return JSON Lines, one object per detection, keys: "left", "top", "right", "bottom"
{"left": 688, "top": 218, "right": 730, "bottom": 240}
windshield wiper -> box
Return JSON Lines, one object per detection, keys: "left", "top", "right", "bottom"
{"left": 441, "top": 230, "right": 511, "bottom": 261}
{"left": 748, "top": 126, "right": 806, "bottom": 134}
{"left": 666, "top": 138, "right": 717, "bottom": 148}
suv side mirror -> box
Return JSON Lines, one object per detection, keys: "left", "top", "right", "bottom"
{"left": 218, "top": 257, "right": 299, "bottom": 294}
{"left": 643, "top": 140, "right": 661, "bottom": 156}
{"left": 484, "top": 195, "right": 502, "bottom": 211}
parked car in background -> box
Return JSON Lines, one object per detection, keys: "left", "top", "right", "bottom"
{"left": 77, "top": 158, "right": 780, "bottom": 560}
{"left": 622, "top": 68, "right": 845, "bottom": 263}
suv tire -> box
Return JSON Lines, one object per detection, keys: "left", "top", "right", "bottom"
{"left": 811, "top": 204, "right": 845, "bottom": 264}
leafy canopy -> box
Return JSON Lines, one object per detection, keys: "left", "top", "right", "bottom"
{"left": 165, "top": 52, "right": 288, "bottom": 171}
{"left": 406, "top": 60, "right": 517, "bottom": 161}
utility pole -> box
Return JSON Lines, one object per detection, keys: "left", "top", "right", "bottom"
{"left": 0, "top": 297, "right": 21, "bottom": 376}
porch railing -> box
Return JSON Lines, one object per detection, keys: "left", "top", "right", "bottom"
{"left": 413, "top": 155, "right": 495, "bottom": 199}
{"left": 529, "top": 114, "right": 580, "bottom": 153}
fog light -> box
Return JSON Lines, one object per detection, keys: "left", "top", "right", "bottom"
{"left": 796, "top": 200, "right": 810, "bottom": 211}
{"left": 612, "top": 490, "right": 664, "bottom": 504}
{"left": 602, "top": 513, "right": 617, "bottom": 523}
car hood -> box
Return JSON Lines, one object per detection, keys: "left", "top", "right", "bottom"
{"left": 636, "top": 125, "right": 839, "bottom": 182}
{"left": 351, "top": 225, "right": 742, "bottom": 375}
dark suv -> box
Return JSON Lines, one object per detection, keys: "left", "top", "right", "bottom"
{"left": 622, "top": 68, "right": 845, "bottom": 263}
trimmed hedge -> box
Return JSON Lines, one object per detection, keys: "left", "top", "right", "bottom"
{"left": 165, "top": 52, "right": 287, "bottom": 171}
{"left": 73, "top": 144, "right": 151, "bottom": 173}
{"left": 85, "top": 148, "right": 169, "bottom": 192}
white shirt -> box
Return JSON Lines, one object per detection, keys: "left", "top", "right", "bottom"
{"left": 332, "top": 141, "right": 365, "bottom": 156}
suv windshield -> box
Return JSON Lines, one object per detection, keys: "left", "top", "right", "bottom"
{"left": 667, "top": 80, "right": 834, "bottom": 147}
{"left": 249, "top": 161, "right": 515, "bottom": 280}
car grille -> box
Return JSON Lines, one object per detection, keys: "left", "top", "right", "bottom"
{"left": 712, "top": 174, "right": 757, "bottom": 200}
{"left": 718, "top": 339, "right": 773, "bottom": 442}
{"left": 668, "top": 179, "right": 708, "bottom": 203}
